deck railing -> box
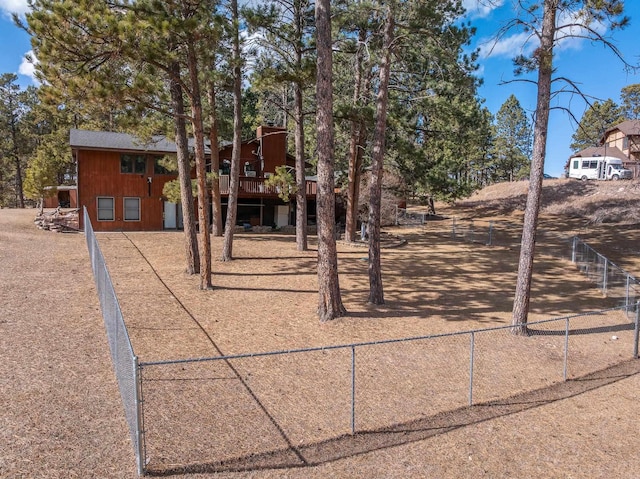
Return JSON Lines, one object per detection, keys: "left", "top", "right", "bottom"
{"left": 218, "top": 175, "right": 317, "bottom": 196}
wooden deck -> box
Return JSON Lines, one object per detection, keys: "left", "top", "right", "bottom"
{"left": 218, "top": 175, "right": 317, "bottom": 198}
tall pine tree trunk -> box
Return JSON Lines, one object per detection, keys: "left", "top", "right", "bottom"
{"left": 294, "top": 82, "right": 308, "bottom": 251}
{"left": 367, "top": 9, "right": 394, "bottom": 305}
{"left": 345, "top": 28, "right": 368, "bottom": 243}
{"left": 9, "top": 103, "right": 25, "bottom": 208}
{"left": 315, "top": 0, "right": 346, "bottom": 322}
{"left": 293, "top": 0, "right": 308, "bottom": 251}
{"left": 222, "top": 0, "right": 243, "bottom": 261}
{"left": 208, "top": 83, "right": 223, "bottom": 237}
{"left": 187, "top": 42, "right": 212, "bottom": 289}
{"left": 169, "top": 62, "right": 200, "bottom": 275}
{"left": 511, "top": 0, "right": 556, "bottom": 334}
{"left": 345, "top": 123, "right": 365, "bottom": 242}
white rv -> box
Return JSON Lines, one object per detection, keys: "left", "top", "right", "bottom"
{"left": 568, "top": 156, "right": 633, "bottom": 181}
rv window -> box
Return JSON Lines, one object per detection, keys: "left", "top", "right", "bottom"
{"left": 589, "top": 161, "right": 598, "bottom": 169}
{"left": 573, "top": 160, "right": 579, "bottom": 170}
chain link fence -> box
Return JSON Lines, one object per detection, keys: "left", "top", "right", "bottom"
{"left": 393, "top": 213, "right": 569, "bottom": 257}
{"left": 138, "top": 306, "right": 639, "bottom": 474}
{"left": 85, "top": 207, "right": 640, "bottom": 475}
{"left": 84, "top": 208, "right": 144, "bottom": 475}
{"left": 571, "top": 236, "right": 640, "bottom": 318}
{"left": 395, "top": 207, "right": 431, "bottom": 226}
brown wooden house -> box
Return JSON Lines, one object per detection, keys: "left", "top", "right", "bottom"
{"left": 71, "top": 127, "right": 316, "bottom": 231}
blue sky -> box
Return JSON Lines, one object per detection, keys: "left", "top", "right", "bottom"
{"left": 1, "top": 0, "right": 639, "bottom": 177}
{"left": 465, "top": 0, "right": 640, "bottom": 176}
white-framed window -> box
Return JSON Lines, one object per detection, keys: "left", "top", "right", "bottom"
{"left": 123, "top": 197, "right": 140, "bottom": 221}
{"left": 97, "top": 197, "right": 115, "bottom": 221}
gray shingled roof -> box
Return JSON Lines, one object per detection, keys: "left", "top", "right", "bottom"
{"left": 570, "top": 146, "right": 627, "bottom": 161}
{"left": 604, "top": 120, "right": 640, "bottom": 138}
{"left": 69, "top": 129, "right": 211, "bottom": 154}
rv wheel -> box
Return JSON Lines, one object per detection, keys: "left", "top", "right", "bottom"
{"left": 581, "top": 175, "right": 588, "bottom": 181}
{"left": 612, "top": 174, "right": 620, "bottom": 180}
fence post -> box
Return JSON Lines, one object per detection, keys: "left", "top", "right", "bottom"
{"left": 395, "top": 205, "right": 399, "bottom": 226}
{"left": 351, "top": 346, "right": 356, "bottom": 435}
{"left": 626, "top": 275, "right": 631, "bottom": 311}
{"left": 135, "top": 357, "right": 145, "bottom": 476}
{"left": 571, "top": 236, "right": 577, "bottom": 264}
{"left": 563, "top": 317, "right": 570, "bottom": 381}
{"left": 634, "top": 303, "right": 640, "bottom": 359}
{"left": 468, "top": 332, "right": 475, "bottom": 406}
{"left": 602, "top": 257, "right": 608, "bottom": 296}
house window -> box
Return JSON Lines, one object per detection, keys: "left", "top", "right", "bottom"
{"left": 220, "top": 159, "right": 231, "bottom": 175}
{"left": 121, "top": 154, "right": 146, "bottom": 174}
{"left": 97, "top": 197, "right": 114, "bottom": 221}
{"left": 623, "top": 137, "right": 629, "bottom": 150}
{"left": 244, "top": 161, "right": 257, "bottom": 177}
{"left": 124, "top": 197, "right": 141, "bottom": 221}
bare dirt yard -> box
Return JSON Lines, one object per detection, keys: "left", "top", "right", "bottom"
{"left": 2, "top": 179, "right": 640, "bottom": 479}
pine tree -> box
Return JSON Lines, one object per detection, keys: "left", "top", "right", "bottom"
{"left": 510, "top": 0, "right": 631, "bottom": 334}
{"left": 0, "top": 74, "right": 31, "bottom": 208}
{"left": 491, "top": 94, "right": 532, "bottom": 181}
{"left": 620, "top": 83, "right": 640, "bottom": 120}
{"left": 570, "top": 99, "right": 624, "bottom": 152}
{"left": 222, "top": 0, "right": 244, "bottom": 262}
{"left": 315, "top": 0, "right": 346, "bottom": 321}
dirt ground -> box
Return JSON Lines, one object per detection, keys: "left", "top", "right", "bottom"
{"left": 2, "top": 206, "right": 640, "bottom": 479}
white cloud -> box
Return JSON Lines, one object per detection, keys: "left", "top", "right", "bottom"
{"left": 463, "top": 0, "right": 505, "bottom": 19}
{"left": 478, "top": 6, "right": 610, "bottom": 60}
{"left": 0, "top": 0, "right": 30, "bottom": 17}
{"left": 479, "top": 30, "right": 538, "bottom": 59}
{"left": 555, "top": 9, "right": 608, "bottom": 52}
{"left": 18, "top": 50, "right": 39, "bottom": 84}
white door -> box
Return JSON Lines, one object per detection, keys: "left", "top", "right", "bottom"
{"left": 164, "top": 201, "right": 177, "bottom": 229}
{"left": 276, "top": 205, "right": 289, "bottom": 227}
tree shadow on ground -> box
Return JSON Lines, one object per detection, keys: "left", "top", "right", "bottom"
{"left": 144, "top": 358, "right": 640, "bottom": 476}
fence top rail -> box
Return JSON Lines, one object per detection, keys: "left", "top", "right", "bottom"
{"left": 139, "top": 304, "right": 634, "bottom": 368}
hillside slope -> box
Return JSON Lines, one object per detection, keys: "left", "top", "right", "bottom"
{"left": 455, "top": 178, "right": 640, "bottom": 225}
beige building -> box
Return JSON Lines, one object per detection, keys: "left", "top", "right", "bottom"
{"left": 601, "top": 120, "right": 640, "bottom": 177}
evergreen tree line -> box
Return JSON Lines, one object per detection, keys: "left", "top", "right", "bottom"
{"left": 1, "top": 1, "right": 540, "bottom": 211}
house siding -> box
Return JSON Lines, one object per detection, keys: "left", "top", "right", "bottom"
{"left": 78, "top": 149, "right": 177, "bottom": 231}
{"left": 603, "top": 126, "right": 640, "bottom": 178}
